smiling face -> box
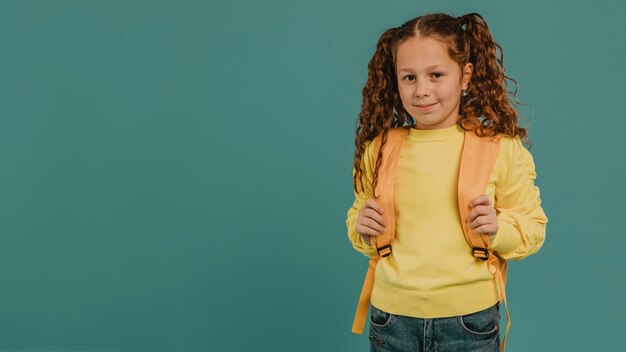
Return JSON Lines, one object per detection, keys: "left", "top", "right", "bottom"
{"left": 395, "top": 35, "right": 473, "bottom": 130}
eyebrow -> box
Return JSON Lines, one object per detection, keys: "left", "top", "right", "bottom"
{"left": 399, "top": 65, "right": 446, "bottom": 73}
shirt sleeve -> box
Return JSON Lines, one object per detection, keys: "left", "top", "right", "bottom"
{"left": 489, "top": 136, "right": 549, "bottom": 260}
{"left": 346, "top": 139, "right": 378, "bottom": 258}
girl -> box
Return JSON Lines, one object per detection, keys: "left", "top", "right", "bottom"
{"left": 346, "top": 12, "right": 548, "bottom": 352}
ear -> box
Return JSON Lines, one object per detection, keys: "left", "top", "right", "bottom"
{"left": 461, "top": 63, "right": 473, "bottom": 90}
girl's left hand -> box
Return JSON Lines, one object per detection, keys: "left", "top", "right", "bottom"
{"left": 467, "top": 194, "right": 498, "bottom": 237}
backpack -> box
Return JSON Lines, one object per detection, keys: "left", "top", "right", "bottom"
{"left": 350, "top": 126, "right": 511, "bottom": 352}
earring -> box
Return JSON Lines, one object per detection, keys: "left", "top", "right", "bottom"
{"left": 462, "top": 89, "right": 468, "bottom": 97}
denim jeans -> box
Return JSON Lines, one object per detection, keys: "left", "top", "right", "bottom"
{"left": 369, "top": 302, "right": 501, "bottom": 352}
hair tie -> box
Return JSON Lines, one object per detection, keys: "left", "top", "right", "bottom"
{"left": 456, "top": 15, "right": 465, "bottom": 26}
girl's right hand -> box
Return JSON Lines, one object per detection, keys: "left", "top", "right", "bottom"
{"left": 356, "top": 198, "right": 388, "bottom": 246}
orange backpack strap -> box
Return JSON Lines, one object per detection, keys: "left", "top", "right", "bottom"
{"left": 457, "top": 131, "right": 502, "bottom": 259}
{"left": 351, "top": 127, "right": 409, "bottom": 334}
{"left": 370, "top": 127, "right": 410, "bottom": 257}
{"left": 458, "top": 131, "right": 511, "bottom": 352}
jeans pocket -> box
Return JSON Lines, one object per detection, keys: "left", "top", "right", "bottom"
{"left": 458, "top": 303, "right": 500, "bottom": 335}
{"left": 370, "top": 305, "right": 394, "bottom": 328}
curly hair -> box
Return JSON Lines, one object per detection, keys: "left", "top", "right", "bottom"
{"left": 352, "top": 12, "right": 531, "bottom": 195}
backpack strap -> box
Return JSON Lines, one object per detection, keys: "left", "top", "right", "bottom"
{"left": 351, "top": 127, "right": 409, "bottom": 334}
{"left": 458, "top": 131, "right": 502, "bottom": 259}
{"left": 370, "top": 127, "right": 410, "bottom": 257}
{"left": 458, "top": 131, "right": 511, "bottom": 352}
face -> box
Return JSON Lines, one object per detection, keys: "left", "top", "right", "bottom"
{"left": 395, "top": 35, "right": 473, "bottom": 130}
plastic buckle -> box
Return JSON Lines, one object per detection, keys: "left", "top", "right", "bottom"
{"left": 472, "top": 246, "right": 489, "bottom": 261}
{"left": 377, "top": 244, "right": 392, "bottom": 257}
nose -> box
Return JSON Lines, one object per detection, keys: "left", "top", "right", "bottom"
{"left": 413, "top": 78, "right": 430, "bottom": 98}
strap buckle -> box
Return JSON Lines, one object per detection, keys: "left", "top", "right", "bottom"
{"left": 472, "top": 246, "right": 490, "bottom": 261}
{"left": 377, "top": 244, "right": 392, "bottom": 257}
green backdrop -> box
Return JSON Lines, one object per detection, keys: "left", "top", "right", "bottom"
{"left": 0, "top": 0, "right": 623, "bottom": 351}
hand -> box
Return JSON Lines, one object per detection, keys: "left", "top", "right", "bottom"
{"left": 356, "top": 198, "right": 388, "bottom": 245}
{"left": 467, "top": 194, "right": 498, "bottom": 237}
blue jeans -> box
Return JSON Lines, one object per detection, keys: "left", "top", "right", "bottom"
{"left": 369, "top": 302, "right": 501, "bottom": 352}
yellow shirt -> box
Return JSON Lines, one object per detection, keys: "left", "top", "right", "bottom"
{"left": 346, "top": 123, "right": 548, "bottom": 318}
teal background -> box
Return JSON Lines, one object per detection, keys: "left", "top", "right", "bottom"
{"left": 0, "top": 0, "right": 623, "bottom": 351}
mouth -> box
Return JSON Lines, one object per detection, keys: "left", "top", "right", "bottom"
{"left": 415, "top": 102, "right": 437, "bottom": 110}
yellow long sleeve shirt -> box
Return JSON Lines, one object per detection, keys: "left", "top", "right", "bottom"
{"left": 346, "top": 123, "right": 548, "bottom": 318}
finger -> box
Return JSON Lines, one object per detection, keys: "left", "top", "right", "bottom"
{"left": 468, "top": 204, "right": 489, "bottom": 223}
{"left": 365, "top": 198, "right": 385, "bottom": 215}
{"left": 469, "top": 211, "right": 498, "bottom": 230}
{"left": 469, "top": 194, "right": 490, "bottom": 208}
{"left": 474, "top": 223, "right": 498, "bottom": 236}
{"left": 356, "top": 216, "right": 386, "bottom": 236}
{"left": 468, "top": 212, "right": 483, "bottom": 228}
{"left": 362, "top": 208, "right": 388, "bottom": 228}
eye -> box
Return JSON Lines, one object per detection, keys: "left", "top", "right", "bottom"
{"left": 431, "top": 72, "right": 444, "bottom": 79}
{"left": 402, "top": 75, "right": 415, "bottom": 81}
